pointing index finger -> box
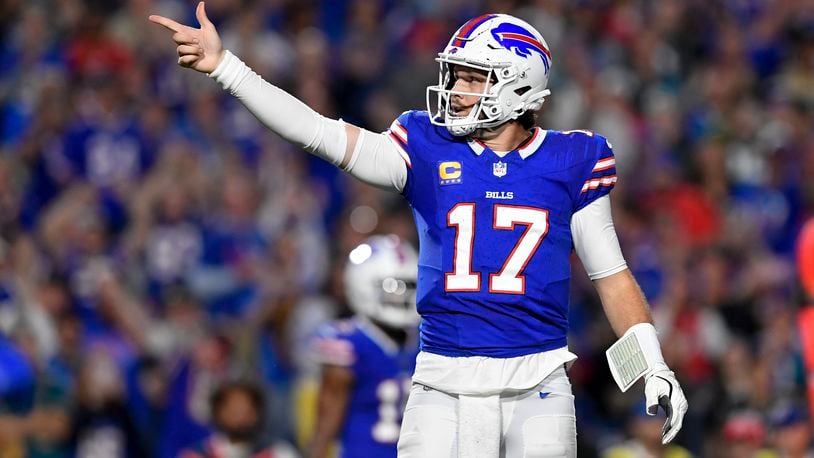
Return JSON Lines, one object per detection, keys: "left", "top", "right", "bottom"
{"left": 148, "top": 14, "right": 189, "bottom": 33}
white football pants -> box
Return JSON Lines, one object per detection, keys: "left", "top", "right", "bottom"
{"left": 397, "top": 366, "right": 576, "bottom": 458}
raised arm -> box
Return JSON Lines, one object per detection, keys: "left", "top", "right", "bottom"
{"left": 149, "top": 2, "right": 408, "bottom": 192}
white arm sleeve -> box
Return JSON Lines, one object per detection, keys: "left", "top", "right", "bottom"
{"left": 344, "top": 128, "right": 408, "bottom": 192}
{"left": 571, "top": 195, "right": 628, "bottom": 280}
{"left": 209, "top": 51, "right": 407, "bottom": 192}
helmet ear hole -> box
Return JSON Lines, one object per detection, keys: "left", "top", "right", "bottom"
{"left": 514, "top": 86, "right": 531, "bottom": 96}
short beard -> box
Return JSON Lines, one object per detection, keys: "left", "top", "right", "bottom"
{"left": 470, "top": 111, "right": 538, "bottom": 139}
{"left": 471, "top": 122, "right": 510, "bottom": 140}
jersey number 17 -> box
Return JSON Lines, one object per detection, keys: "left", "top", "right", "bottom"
{"left": 446, "top": 203, "right": 549, "bottom": 295}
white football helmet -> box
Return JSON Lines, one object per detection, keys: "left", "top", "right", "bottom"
{"left": 426, "top": 14, "right": 552, "bottom": 136}
{"left": 344, "top": 235, "right": 419, "bottom": 329}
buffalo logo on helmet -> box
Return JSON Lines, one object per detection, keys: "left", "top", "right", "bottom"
{"left": 491, "top": 23, "right": 551, "bottom": 73}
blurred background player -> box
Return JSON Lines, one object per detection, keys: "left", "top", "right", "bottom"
{"left": 309, "top": 235, "right": 419, "bottom": 458}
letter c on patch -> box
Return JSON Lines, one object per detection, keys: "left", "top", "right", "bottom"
{"left": 439, "top": 161, "right": 462, "bottom": 180}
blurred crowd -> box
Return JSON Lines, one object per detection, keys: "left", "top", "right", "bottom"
{"left": 0, "top": 0, "right": 813, "bottom": 456}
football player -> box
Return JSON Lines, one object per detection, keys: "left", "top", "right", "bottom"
{"left": 150, "top": 4, "right": 688, "bottom": 456}
{"left": 309, "top": 235, "right": 419, "bottom": 458}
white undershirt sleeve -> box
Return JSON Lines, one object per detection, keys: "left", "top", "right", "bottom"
{"left": 571, "top": 195, "right": 628, "bottom": 280}
{"left": 209, "top": 51, "right": 407, "bottom": 192}
{"left": 344, "top": 128, "right": 408, "bottom": 192}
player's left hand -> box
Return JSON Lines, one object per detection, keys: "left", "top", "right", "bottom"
{"left": 644, "top": 365, "right": 688, "bottom": 444}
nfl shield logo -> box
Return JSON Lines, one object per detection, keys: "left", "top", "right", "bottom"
{"left": 493, "top": 161, "right": 507, "bottom": 177}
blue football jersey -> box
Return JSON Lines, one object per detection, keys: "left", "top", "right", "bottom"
{"left": 313, "top": 319, "right": 418, "bottom": 458}
{"left": 385, "top": 111, "right": 617, "bottom": 358}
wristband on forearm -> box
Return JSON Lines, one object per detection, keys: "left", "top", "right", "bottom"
{"left": 606, "top": 322, "right": 667, "bottom": 392}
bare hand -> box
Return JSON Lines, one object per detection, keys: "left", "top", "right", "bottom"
{"left": 148, "top": 1, "right": 223, "bottom": 73}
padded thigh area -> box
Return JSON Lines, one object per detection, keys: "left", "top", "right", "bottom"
{"left": 398, "top": 384, "right": 458, "bottom": 457}
{"left": 500, "top": 366, "right": 576, "bottom": 458}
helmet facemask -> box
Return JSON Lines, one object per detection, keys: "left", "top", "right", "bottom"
{"left": 371, "top": 276, "right": 418, "bottom": 329}
{"left": 427, "top": 58, "right": 517, "bottom": 136}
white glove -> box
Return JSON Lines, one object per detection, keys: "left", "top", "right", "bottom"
{"left": 644, "top": 362, "right": 688, "bottom": 444}
{"left": 606, "top": 323, "right": 689, "bottom": 444}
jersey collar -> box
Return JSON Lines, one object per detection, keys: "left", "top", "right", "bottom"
{"left": 466, "top": 127, "right": 547, "bottom": 159}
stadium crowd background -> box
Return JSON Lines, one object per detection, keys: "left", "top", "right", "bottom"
{"left": 0, "top": 0, "right": 812, "bottom": 456}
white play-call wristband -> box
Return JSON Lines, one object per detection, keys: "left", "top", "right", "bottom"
{"left": 606, "top": 322, "right": 665, "bottom": 392}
